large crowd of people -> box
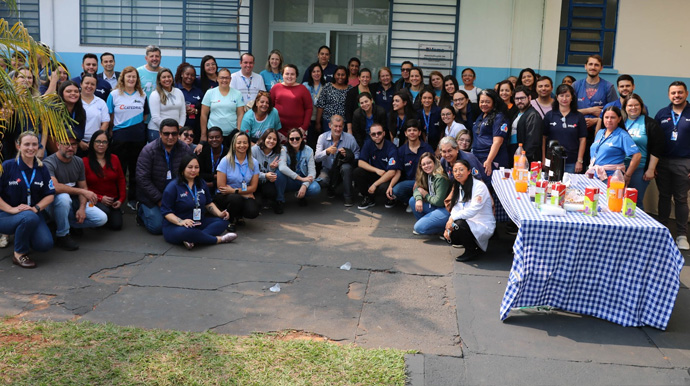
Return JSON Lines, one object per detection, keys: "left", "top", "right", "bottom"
{"left": 2, "top": 45, "right": 689, "bottom": 269}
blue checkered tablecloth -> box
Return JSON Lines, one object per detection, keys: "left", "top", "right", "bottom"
{"left": 494, "top": 173, "right": 685, "bottom": 330}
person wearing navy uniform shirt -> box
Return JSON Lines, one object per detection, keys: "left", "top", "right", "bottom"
{"left": 0, "top": 132, "right": 55, "bottom": 268}
{"left": 472, "top": 89, "right": 509, "bottom": 175}
{"left": 302, "top": 46, "right": 338, "bottom": 84}
{"left": 386, "top": 120, "right": 433, "bottom": 209}
{"left": 70, "top": 53, "right": 112, "bottom": 101}
{"left": 161, "top": 155, "right": 237, "bottom": 250}
{"left": 655, "top": 81, "right": 690, "bottom": 250}
{"left": 97, "top": 52, "right": 120, "bottom": 89}
{"left": 353, "top": 123, "right": 399, "bottom": 209}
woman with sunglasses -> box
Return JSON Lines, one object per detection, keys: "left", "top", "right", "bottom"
{"left": 180, "top": 126, "right": 196, "bottom": 150}
{"left": 83, "top": 130, "right": 126, "bottom": 230}
{"left": 161, "top": 154, "right": 236, "bottom": 250}
{"left": 276, "top": 128, "right": 321, "bottom": 211}
{"left": 214, "top": 132, "right": 260, "bottom": 232}
{"left": 241, "top": 91, "right": 281, "bottom": 143}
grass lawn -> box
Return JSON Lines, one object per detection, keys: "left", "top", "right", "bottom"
{"left": 0, "top": 319, "right": 410, "bottom": 385}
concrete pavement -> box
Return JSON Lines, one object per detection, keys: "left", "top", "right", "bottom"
{"left": 0, "top": 194, "right": 688, "bottom": 385}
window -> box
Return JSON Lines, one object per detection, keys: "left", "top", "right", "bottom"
{"left": 1, "top": 0, "right": 40, "bottom": 40}
{"left": 80, "top": 0, "right": 241, "bottom": 50}
{"left": 558, "top": 0, "right": 618, "bottom": 67}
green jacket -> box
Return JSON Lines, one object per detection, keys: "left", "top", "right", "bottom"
{"left": 412, "top": 172, "right": 450, "bottom": 208}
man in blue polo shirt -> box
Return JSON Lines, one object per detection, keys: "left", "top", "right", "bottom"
{"left": 353, "top": 123, "right": 398, "bottom": 209}
{"left": 386, "top": 119, "right": 433, "bottom": 210}
{"left": 70, "top": 53, "right": 111, "bottom": 101}
{"left": 655, "top": 81, "right": 690, "bottom": 250}
{"left": 314, "top": 115, "right": 360, "bottom": 207}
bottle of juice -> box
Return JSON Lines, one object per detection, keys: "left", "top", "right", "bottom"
{"left": 515, "top": 151, "right": 529, "bottom": 193}
{"left": 512, "top": 143, "right": 524, "bottom": 179}
{"left": 607, "top": 168, "right": 625, "bottom": 212}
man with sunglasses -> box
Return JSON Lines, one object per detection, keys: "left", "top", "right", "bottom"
{"left": 353, "top": 123, "right": 399, "bottom": 209}
{"left": 135, "top": 119, "right": 193, "bottom": 234}
{"left": 44, "top": 135, "right": 107, "bottom": 250}
{"left": 394, "top": 61, "right": 413, "bottom": 92}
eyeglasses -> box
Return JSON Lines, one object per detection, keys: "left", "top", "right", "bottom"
{"left": 218, "top": 76, "right": 231, "bottom": 80}
{"left": 94, "top": 140, "right": 108, "bottom": 145}
{"left": 62, "top": 142, "right": 78, "bottom": 148}
{"left": 440, "top": 113, "right": 453, "bottom": 117}
{"left": 161, "top": 131, "right": 179, "bottom": 137}
{"left": 370, "top": 131, "right": 384, "bottom": 137}
{"left": 289, "top": 137, "right": 302, "bottom": 142}
{"left": 514, "top": 96, "right": 528, "bottom": 101}
{"left": 401, "top": 68, "right": 411, "bottom": 72}
{"left": 183, "top": 133, "right": 194, "bottom": 138}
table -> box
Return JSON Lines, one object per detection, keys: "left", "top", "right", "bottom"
{"left": 493, "top": 173, "right": 685, "bottom": 330}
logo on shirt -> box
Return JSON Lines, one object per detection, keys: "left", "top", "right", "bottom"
{"left": 48, "top": 180, "right": 54, "bottom": 190}
{"left": 472, "top": 168, "right": 479, "bottom": 176}
{"left": 96, "top": 88, "right": 105, "bottom": 94}
{"left": 8, "top": 178, "right": 20, "bottom": 186}
{"left": 119, "top": 105, "right": 141, "bottom": 110}
{"left": 180, "top": 191, "right": 188, "bottom": 198}
{"left": 388, "top": 158, "right": 396, "bottom": 166}
{"left": 549, "top": 121, "right": 557, "bottom": 126}
{"left": 33, "top": 181, "right": 44, "bottom": 188}
{"left": 405, "top": 160, "right": 413, "bottom": 168}
{"left": 661, "top": 118, "right": 671, "bottom": 124}
{"left": 500, "top": 123, "right": 508, "bottom": 133}
{"left": 193, "top": 95, "right": 201, "bottom": 100}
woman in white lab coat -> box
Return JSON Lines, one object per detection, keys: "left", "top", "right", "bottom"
{"left": 443, "top": 159, "right": 495, "bottom": 262}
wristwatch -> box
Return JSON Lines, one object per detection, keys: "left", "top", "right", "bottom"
{"left": 235, "top": 188, "right": 239, "bottom": 194}
{"left": 577, "top": 159, "right": 584, "bottom": 164}
{"left": 34, "top": 204, "right": 41, "bottom": 212}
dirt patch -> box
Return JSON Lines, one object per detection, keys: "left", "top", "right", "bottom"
{"left": 271, "top": 330, "right": 338, "bottom": 343}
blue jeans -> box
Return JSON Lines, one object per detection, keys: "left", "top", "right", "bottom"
{"left": 162, "top": 216, "right": 228, "bottom": 245}
{"left": 564, "top": 163, "right": 576, "bottom": 173}
{"left": 392, "top": 180, "right": 415, "bottom": 204}
{"left": 138, "top": 203, "right": 163, "bottom": 235}
{"left": 628, "top": 167, "right": 649, "bottom": 211}
{"left": 408, "top": 196, "right": 449, "bottom": 235}
{"left": 275, "top": 170, "right": 321, "bottom": 202}
{"left": 0, "top": 210, "right": 53, "bottom": 254}
{"left": 45, "top": 193, "right": 108, "bottom": 237}
{"left": 147, "top": 129, "right": 160, "bottom": 142}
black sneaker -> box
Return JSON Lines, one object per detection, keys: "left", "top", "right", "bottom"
{"left": 358, "top": 196, "right": 375, "bottom": 210}
{"left": 227, "top": 222, "right": 237, "bottom": 233}
{"left": 274, "top": 201, "right": 284, "bottom": 214}
{"left": 455, "top": 247, "right": 482, "bottom": 262}
{"left": 505, "top": 222, "right": 519, "bottom": 236}
{"left": 384, "top": 199, "right": 396, "bottom": 209}
{"left": 71, "top": 228, "right": 84, "bottom": 237}
{"left": 56, "top": 234, "right": 79, "bottom": 251}
{"left": 327, "top": 187, "right": 336, "bottom": 199}
{"left": 344, "top": 197, "right": 354, "bottom": 207}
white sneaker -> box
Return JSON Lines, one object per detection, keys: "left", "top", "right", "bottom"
{"left": 0, "top": 234, "right": 7, "bottom": 248}
{"left": 677, "top": 236, "right": 689, "bottom": 250}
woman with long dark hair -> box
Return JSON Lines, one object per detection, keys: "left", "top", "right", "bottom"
{"left": 276, "top": 128, "right": 321, "bottom": 211}
{"left": 418, "top": 88, "right": 442, "bottom": 149}
{"left": 409, "top": 152, "right": 450, "bottom": 235}
{"left": 57, "top": 80, "right": 87, "bottom": 153}
{"left": 315, "top": 65, "right": 351, "bottom": 134}
{"left": 175, "top": 63, "right": 203, "bottom": 142}
{"left": 388, "top": 90, "right": 416, "bottom": 145}
{"left": 352, "top": 92, "right": 388, "bottom": 148}
{"left": 516, "top": 68, "right": 538, "bottom": 99}
{"left": 439, "top": 75, "right": 459, "bottom": 108}
{"left": 443, "top": 159, "right": 495, "bottom": 262}
{"left": 148, "top": 67, "right": 186, "bottom": 142}
{"left": 303, "top": 62, "right": 326, "bottom": 147}
{"left": 472, "top": 89, "right": 509, "bottom": 175}
{"left": 161, "top": 154, "right": 236, "bottom": 250}
{"left": 83, "top": 130, "right": 126, "bottom": 230}
{"left": 198, "top": 55, "right": 219, "bottom": 94}
{"left": 252, "top": 129, "right": 282, "bottom": 213}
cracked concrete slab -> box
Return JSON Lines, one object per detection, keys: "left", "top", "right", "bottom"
{"left": 453, "top": 273, "right": 674, "bottom": 368}
{"left": 356, "top": 271, "right": 461, "bottom": 356}
{"left": 81, "top": 285, "right": 246, "bottom": 331}
{"left": 213, "top": 266, "right": 369, "bottom": 341}
{"left": 642, "top": 288, "right": 690, "bottom": 368}
{"left": 77, "top": 216, "right": 171, "bottom": 255}
{"left": 129, "top": 255, "right": 302, "bottom": 290}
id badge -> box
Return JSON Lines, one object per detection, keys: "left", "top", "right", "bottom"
{"left": 166, "top": 170, "right": 172, "bottom": 180}
{"left": 672, "top": 131, "right": 678, "bottom": 141}
{"left": 241, "top": 181, "right": 248, "bottom": 191}
{"left": 193, "top": 208, "right": 201, "bottom": 221}
{"left": 393, "top": 138, "right": 400, "bottom": 147}
{"left": 26, "top": 195, "right": 31, "bottom": 206}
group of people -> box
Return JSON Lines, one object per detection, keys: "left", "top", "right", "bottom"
{"left": 2, "top": 44, "right": 689, "bottom": 269}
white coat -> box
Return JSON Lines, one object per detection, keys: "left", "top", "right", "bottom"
{"left": 450, "top": 178, "right": 495, "bottom": 251}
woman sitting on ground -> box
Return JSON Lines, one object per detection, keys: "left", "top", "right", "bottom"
{"left": 0, "top": 131, "right": 55, "bottom": 269}
{"left": 252, "top": 129, "right": 282, "bottom": 213}
{"left": 83, "top": 130, "right": 126, "bottom": 230}
{"left": 276, "top": 128, "right": 321, "bottom": 211}
{"left": 409, "top": 152, "right": 451, "bottom": 236}
{"left": 161, "top": 154, "right": 237, "bottom": 250}
{"left": 214, "top": 131, "right": 261, "bottom": 233}
{"left": 444, "top": 159, "right": 495, "bottom": 262}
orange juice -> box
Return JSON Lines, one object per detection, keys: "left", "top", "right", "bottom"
{"left": 608, "top": 181, "right": 625, "bottom": 212}
{"left": 512, "top": 143, "right": 524, "bottom": 179}
{"left": 515, "top": 169, "right": 528, "bottom": 192}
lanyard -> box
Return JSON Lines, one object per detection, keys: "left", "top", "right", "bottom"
{"left": 422, "top": 110, "right": 431, "bottom": 135}
{"left": 186, "top": 184, "right": 199, "bottom": 208}
{"left": 594, "top": 130, "right": 615, "bottom": 158}
{"left": 625, "top": 117, "right": 640, "bottom": 131}
{"left": 310, "top": 84, "right": 321, "bottom": 102}
{"left": 161, "top": 142, "right": 173, "bottom": 172}
{"left": 272, "top": 72, "right": 280, "bottom": 82}
{"left": 397, "top": 116, "right": 406, "bottom": 133}
{"left": 671, "top": 110, "right": 681, "bottom": 130}
{"left": 237, "top": 158, "right": 248, "bottom": 183}
{"left": 241, "top": 75, "right": 253, "bottom": 99}
{"left": 17, "top": 159, "right": 36, "bottom": 201}
{"left": 210, "top": 145, "right": 223, "bottom": 170}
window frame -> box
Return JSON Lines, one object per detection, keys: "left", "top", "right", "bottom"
{"left": 558, "top": 0, "right": 619, "bottom": 68}
{"left": 2, "top": 0, "right": 40, "bottom": 41}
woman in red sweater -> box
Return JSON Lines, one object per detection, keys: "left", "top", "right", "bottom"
{"left": 270, "top": 64, "right": 313, "bottom": 143}
{"left": 83, "top": 130, "right": 127, "bottom": 230}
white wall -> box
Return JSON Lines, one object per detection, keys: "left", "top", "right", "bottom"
{"left": 615, "top": 0, "right": 690, "bottom": 77}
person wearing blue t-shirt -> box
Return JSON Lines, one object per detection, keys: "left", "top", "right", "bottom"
{"left": 260, "top": 50, "right": 284, "bottom": 91}
{"left": 161, "top": 155, "right": 237, "bottom": 250}
{"left": 212, "top": 132, "right": 260, "bottom": 233}
{"left": 240, "top": 91, "right": 281, "bottom": 143}
{"left": 137, "top": 45, "right": 161, "bottom": 99}
{"left": 595, "top": 74, "right": 637, "bottom": 132}
{"left": 353, "top": 123, "right": 398, "bottom": 209}
{"left": 588, "top": 106, "right": 640, "bottom": 180}
{"left": 386, "top": 120, "right": 433, "bottom": 209}
{"left": 0, "top": 132, "right": 55, "bottom": 268}
{"left": 655, "top": 81, "right": 690, "bottom": 250}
